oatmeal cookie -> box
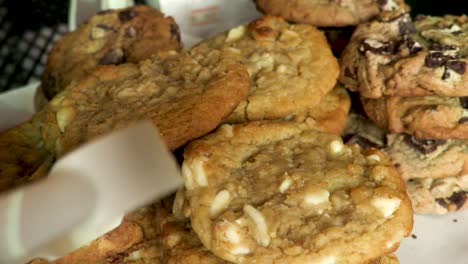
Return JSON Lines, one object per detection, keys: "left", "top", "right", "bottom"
{"left": 361, "top": 95, "right": 468, "bottom": 139}
{"left": 182, "top": 121, "right": 412, "bottom": 263}
{"left": 40, "top": 47, "right": 250, "bottom": 155}
{"left": 42, "top": 5, "right": 182, "bottom": 100}
{"left": 194, "top": 16, "right": 339, "bottom": 123}
{"left": 254, "top": 0, "right": 409, "bottom": 27}
{"left": 340, "top": 14, "right": 468, "bottom": 98}
{"left": 406, "top": 176, "right": 468, "bottom": 214}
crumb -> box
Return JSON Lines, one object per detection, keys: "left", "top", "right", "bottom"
{"left": 411, "top": 234, "right": 417, "bottom": 239}
{"left": 453, "top": 219, "right": 458, "bottom": 223}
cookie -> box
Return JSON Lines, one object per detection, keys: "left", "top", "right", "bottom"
{"left": 406, "top": 176, "right": 468, "bottom": 214}
{"left": 194, "top": 16, "right": 339, "bottom": 123}
{"left": 42, "top": 5, "right": 182, "bottom": 100}
{"left": 254, "top": 0, "right": 409, "bottom": 27}
{"left": 0, "top": 118, "right": 53, "bottom": 192}
{"left": 301, "top": 85, "right": 351, "bottom": 135}
{"left": 385, "top": 133, "right": 468, "bottom": 180}
{"left": 40, "top": 46, "right": 250, "bottom": 155}
{"left": 157, "top": 199, "right": 230, "bottom": 264}
{"left": 340, "top": 14, "right": 468, "bottom": 98}
{"left": 182, "top": 121, "right": 413, "bottom": 263}
{"left": 378, "top": 254, "right": 399, "bottom": 264}
{"left": 34, "top": 85, "right": 49, "bottom": 112}
{"left": 29, "top": 204, "right": 162, "bottom": 264}
{"left": 361, "top": 95, "right": 468, "bottom": 139}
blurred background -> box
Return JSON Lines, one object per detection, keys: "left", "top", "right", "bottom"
{"left": 0, "top": 0, "right": 465, "bottom": 93}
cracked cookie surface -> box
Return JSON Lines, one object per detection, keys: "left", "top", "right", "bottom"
{"left": 340, "top": 14, "right": 468, "bottom": 98}
{"left": 41, "top": 46, "right": 250, "bottom": 155}
{"left": 362, "top": 95, "right": 468, "bottom": 139}
{"left": 42, "top": 5, "right": 182, "bottom": 100}
{"left": 194, "top": 16, "right": 339, "bottom": 123}
{"left": 254, "top": 0, "right": 409, "bottom": 27}
{"left": 182, "top": 121, "right": 412, "bottom": 263}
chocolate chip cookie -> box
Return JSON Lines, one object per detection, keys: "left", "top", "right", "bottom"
{"left": 406, "top": 176, "right": 468, "bottom": 214}
{"left": 182, "top": 121, "right": 412, "bottom": 263}
{"left": 254, "top": 0, "right": 409, "bottom": 27}
{"left": 385, "top": 133, "right": 468, "bottom": 181}
{"left": 194, "top": 16, "right": 339, "bottom": 124}
{"left": 340, "top": 14, "right": 468, "bottom": 98}
{"left": 343, "top": 114, "right": 468, "bottom": 214}
{"left": 361, "top": 95, "right": 468, "bottom": 139}
{"left": 40, "top": 46, "right": 250, "bottom": 155}
{"left": 42, "top": 5, "right": 182, "bottom": 100}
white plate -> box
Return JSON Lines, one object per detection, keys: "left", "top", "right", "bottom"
{"left": 2, "top": 84, "right": 468, "bottom": 263}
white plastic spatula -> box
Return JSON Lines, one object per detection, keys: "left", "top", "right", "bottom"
{"left": 0, "top": 121, "right": 183, "bottom": 263}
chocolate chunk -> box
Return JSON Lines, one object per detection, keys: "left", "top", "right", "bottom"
{"left": 442, "top": 68, "right": 451, "bottom": 80}
{"left": 343, "top": 134, "right": 382, "bottom": 149}
{"left": 398, "top": 20, "right": 416, "bottom": 35}
{"left": 458, "top": 117, "right": 468, "bottom": 124}
{"left": 98, "top": 49, "right": 125, "bottom": 65}
{"left": 404, "top": 35, "right": 422, "bottom": 55}
{"left": 360, "top": 39, "right": 395, "bottom": 55}
{"left": 403, "top": 134, "right": 446, "bottom": 154}
{"left": 118, "top": 9, "right": 137, "bottom": 22}
{"left": 447, "top": 191, "right": 467, "bottom": 210}
{"left": 436, "top": 191, "right": 467, "bottom": 211}
{"left": 377, "top": 0, "right": 388, "bottom": 6}
{"left": 436, "top": 198, "right": 449, "bottom": 208}
{"left": 124, "top": 26, "right": 137, "bottom": 38}
{"left": 429, "top": 43, "right": 457, "bottom": 51}
{"left": 459, "top": 97, "right": 468, "bottom": 108}
{"left": 425, "top": 51, "right": 452, "bottom": 68}
{"left": 446, "top": 60, "right": 466, "bottom": 74}
{"left": 170, "top": 23, "right": 181, "bottom": 43}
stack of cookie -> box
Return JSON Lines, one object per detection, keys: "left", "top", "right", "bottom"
{"left": 340, "top": 12, "right": 468, "bottom": 215}
{"left": 0, "top": 3, "right": 416, "bottom": 264}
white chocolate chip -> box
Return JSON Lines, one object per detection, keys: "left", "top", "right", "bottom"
{"left": 56, "top": 107, "right": 75, "bottom": 133}
{"left": 210, "top": 190, "right": 231, "bottom": 218}
{"left": 371, "top": 197, "right": 401, "bottom": 218}
{"left": 329, "top": 139, "right": 344, "bottom": 154}
{"left": 221, "top": 124, "right": 234, "bottom": 137}
{"left": 226, "top": 25, "right": 246, "bottom": 42}
{"left": 231, "top": 246, "right": 251, "bottom": 255}
{"left": 181, "top": 162, "right": 194, "bottom": 190}
{"left": 318, "top": 256, "right": 336, "bottom": 264}
{"left": 279, "top": 176, "right": 293, "bottom": 193}
{"left": 305, "top": 189, "right": 330, "bottom": 205}
{"left": 243, "top": 204, "right": 270, "bottom": 247}
{"left": 366, "top": 154, "right": 381, "bottom": 162}
{"left": 225, "top": 223, "right": 242, "bottom": 244}
{"left": 192, "top": 158, "right": 208, "bottom": 187}
{"left": 440, "top": 24, "right": 462, "bottom": 34}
